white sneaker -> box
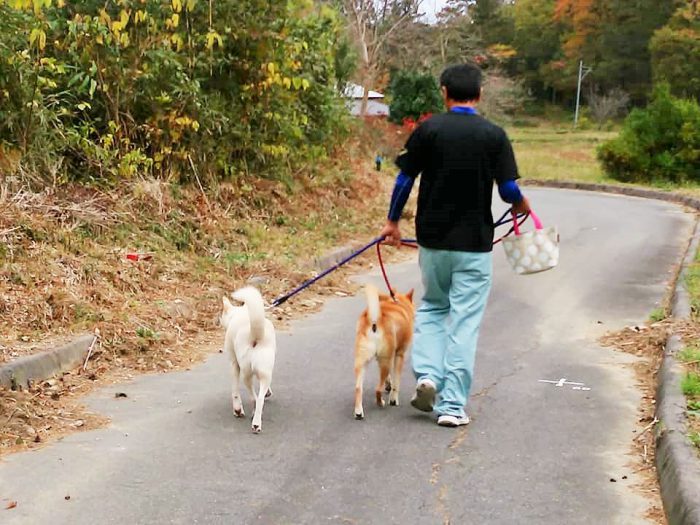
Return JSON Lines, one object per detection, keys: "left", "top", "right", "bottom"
{"left": 437, "top": 414, "right": 470, "bottom": 427}
{"left": 410, "top": 378, "right": 436, "bottom": 412}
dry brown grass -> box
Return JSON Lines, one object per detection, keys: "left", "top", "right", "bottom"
{"left": 0, "top": 118, "right": 415, "bottom": 454}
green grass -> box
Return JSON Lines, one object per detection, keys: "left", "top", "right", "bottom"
{"left": 689, "top": 432, "right": 700, "bottom": 449}
{"left": 649, "top": 307, "right": 667, "bottom": 323}
{"left": 507, "top": 126, "right": 617, "bottom": 183}
{"left": 679, "top": 346, "right": 700, "bottom": 363}
{"left": 508, "top": 122, "right": 700, "bottom": 202}
{"left": 686, "top": 256, "right": 700, "bottom": 314}
{"left": 135, "top": 326, "right": 158, "bottom": 340}
{"left": 682, "top": 372, "right": 700, "bottom": 397}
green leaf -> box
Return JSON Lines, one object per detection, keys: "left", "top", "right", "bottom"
{"left": 67, "top": 73, "right": 83, "bottom": 88}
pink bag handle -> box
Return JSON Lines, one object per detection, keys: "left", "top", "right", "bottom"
{"left": 512, "top": 209, "right": 543, "bottom": 236}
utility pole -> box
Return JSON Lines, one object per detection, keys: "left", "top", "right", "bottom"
{"left": 574, "top": 59, "right": 593, "bottom": 128}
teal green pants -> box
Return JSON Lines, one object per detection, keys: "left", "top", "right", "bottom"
{"left": 412, "top": 246, "right": 493, "bottom": 417}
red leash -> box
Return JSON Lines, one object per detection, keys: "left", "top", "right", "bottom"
{"left": 376, "top": 240, "right": 417, "bottom": 300}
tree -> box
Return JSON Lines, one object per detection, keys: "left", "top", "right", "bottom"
{"left": 380, "top": 19, "right": 437, "bottom": 73}
{"left": 333, "top": 31, "right": 359, "bottom": 94}
{"left": 380, "top": 8, "right": 480, "bottom": 74}
{"left": 650, "top": 2, "right": 700, "bottom": 100}
{"left": 433, "top": 2, "right": 482, "bottom": 68}
{"left": 387, "top": 70, "right": 443, "bottom": 123}
{"left": 512, "top": 0, "right": 564, "bottom": 99}
{"left": 479, "top": 69, "right": 529, "bottom": 123}
{"left": 553, "top": 0, "right": 676, "bottom": 101}
{"left": 587, "top": 88, "right": 630, "bottom": 128}
{"left": 596, "top": 0, "right": 677, "bottom": 101}
{"left": 339, "top": 0, "right": 422, "bottom": 115}
{"left": 470, "top": 0, "right": 515, "bottom": 47}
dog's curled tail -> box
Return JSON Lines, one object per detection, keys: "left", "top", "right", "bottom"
{"left": 364, "top": 284, "right": 381, "bottom": 333}
{"left": 231, "top": 286, "right": 266, "bottom": 343}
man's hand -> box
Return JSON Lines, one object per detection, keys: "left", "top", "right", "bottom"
{"left": 380, "top": 220, "right": 402, "bottom": 247}
{"left": 512, "top": 196, "right": 531, "bottom": 215}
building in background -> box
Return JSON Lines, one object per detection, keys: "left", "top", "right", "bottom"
{"left": 343, "top": 83, "right": 390, "bottom": 117}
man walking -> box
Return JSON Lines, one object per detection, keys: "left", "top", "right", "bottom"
{"left": 380, "top": 64, "right": 530, "bottom": 427}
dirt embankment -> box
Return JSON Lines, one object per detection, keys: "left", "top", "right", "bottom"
{"left": 0, "top": 119, "right": 412, "bottom": 455}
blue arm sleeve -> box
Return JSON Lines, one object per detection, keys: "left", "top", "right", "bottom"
{"left": 498, "top": 179, "right": 523, "bottom": 204}
{"left": 388, "top": 171, "right": 415, "bottom": 222}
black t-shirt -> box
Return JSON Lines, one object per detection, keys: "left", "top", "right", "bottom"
{"left": 395, "top": 112, "right": 519, "bottom": 252}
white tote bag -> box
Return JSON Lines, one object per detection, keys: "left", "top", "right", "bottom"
{"left": 502, "top": 210, "right": 558, "bottom": 275}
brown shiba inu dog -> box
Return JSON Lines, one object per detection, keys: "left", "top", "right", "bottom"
{"left": 353, "top": 284, "right": 415, "bottom": 420}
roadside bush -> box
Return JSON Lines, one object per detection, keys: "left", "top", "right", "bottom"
{"left": 0, "top": 0, "right": 349, "bottom": 184}
{"left": 598, "top": 84, "right": 700, "bottom": 183}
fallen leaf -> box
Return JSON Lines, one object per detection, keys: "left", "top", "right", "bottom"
{"left": 6, "top": 501, "right": 17, "bottom": 510}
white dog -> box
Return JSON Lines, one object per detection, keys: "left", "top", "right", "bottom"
{"left": 220, "top": 286, "right": 276, "bottom": 433}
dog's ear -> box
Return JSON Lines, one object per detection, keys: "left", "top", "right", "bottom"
{"left": 222, "top": 296, "right": 232, "bottom": 309}
{"left": 406, "top": 289, "right": 414, "bottom": 302}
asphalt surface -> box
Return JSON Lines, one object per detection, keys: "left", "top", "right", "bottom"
{"left": 0, "top": 189, "right": 694, "bottom": 525}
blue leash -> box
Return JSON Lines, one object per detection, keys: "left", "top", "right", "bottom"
{"left": 270, "top": 209, "right": 527, "bottom": 308}
{"left": 271, "top": 237, "right": 384, "bottom": 308}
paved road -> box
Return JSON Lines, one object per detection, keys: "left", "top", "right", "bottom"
{"left": 0, "top": 189, "right": 694, "bottom": 525}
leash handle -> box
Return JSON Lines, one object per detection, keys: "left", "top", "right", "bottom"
{"left": 493, "top": 209, "right": 529, "bottom": 245}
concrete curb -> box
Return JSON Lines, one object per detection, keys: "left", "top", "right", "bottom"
{"left": 521, "top": 179, "right": 700, "bottom": 210}
{"left": 312, "top": 243, "right": 364, "bottom": 271}
{"left": 0, "top": 334, "right": 95, "bottom": 390}
{"left": 523, "top": 179, "right": 700, "bottom": 525}
{"left": 657, "top": 216, "right": 700, "bottom": 525}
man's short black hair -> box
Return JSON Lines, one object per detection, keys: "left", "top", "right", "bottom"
{"left": 440, "top": 64, "right": 482, "bottom": 102}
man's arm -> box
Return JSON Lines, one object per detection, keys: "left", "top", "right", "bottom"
{"left": 381, "top": 171, "right": 415, "bottom": 246}
{"left": 498, "top": 179, "right": 530, "bottom": 214}
{"left": 495, "top": 131, "right": 530, "bottom": 215}
{"left": 380, "top": 124, "right": 426, "bottom": 246}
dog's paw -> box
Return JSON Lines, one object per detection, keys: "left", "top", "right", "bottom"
{"left": 375, "top": 393, "right": 386, "bottom": 408}
{"left": 265, "top": 388, "right": 273, "bottom": 399}
{"left": 389, "top": 399, "right": 399, "bottom": 406}
{"left": 251, "top": 424, "right": 261, "bottom": 434}
{"left": 354, "top": 412, "right": 364, "bottom": 420}
{"left": 233, "top": 408, "right": 245, "bottom": 418}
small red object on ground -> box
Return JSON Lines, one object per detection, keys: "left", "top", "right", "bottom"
{"left": 126, "top": 253, "right": 153, "bottom": 262}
